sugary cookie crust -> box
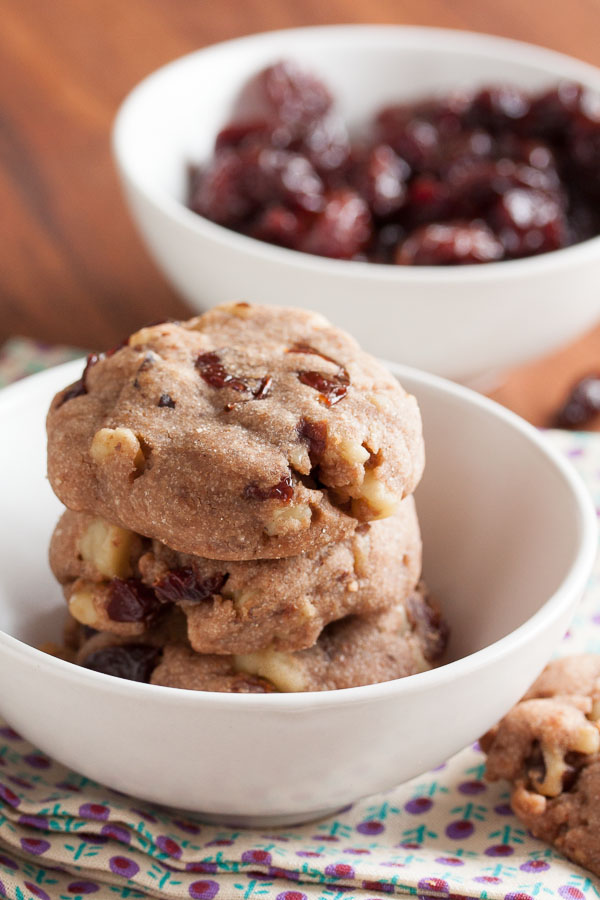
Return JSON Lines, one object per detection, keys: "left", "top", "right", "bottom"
{"left": 46, "top": 304, "right": 424, "bottom": 560}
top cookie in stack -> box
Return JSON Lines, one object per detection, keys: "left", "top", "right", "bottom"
{"left": 45, "top": 303, "right": 442, "bottom": 692}
{"left": 46, "top": 303, "right": 424, "bottom": 560}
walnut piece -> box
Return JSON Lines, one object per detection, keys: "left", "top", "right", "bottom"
{"left": 78, "top": 518, "right": 135, "bottom": 579}
{"left": 234, "top": 649, "right": 307, "bottom": 692}
{"left": 89, "top": 427, "right": 145, "bottom": 474}
{"left": 265, "top": 504, "right": 312, "bottom": 536}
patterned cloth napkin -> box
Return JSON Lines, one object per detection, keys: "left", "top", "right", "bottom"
{"left": 1, "top": 339, "right": 599, "bottom": 900}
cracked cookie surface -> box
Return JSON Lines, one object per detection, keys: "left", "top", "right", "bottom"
{"left": 50, "top": 497, "right": 421, "bottom": 653}
{"left": 68, "top": 583, "right": 448, "bottom": 692}
{"left": 481, "top": 655, "right": 600, "bottom": 877}
{"left": 46, "top": 304, "right": 424, "bottom": 559}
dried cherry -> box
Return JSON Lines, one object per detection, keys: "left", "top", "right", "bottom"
{"left": 154, "top": 569, "right": 227, "bottom": 605}
{"left": 187, "top": 63, "right": 600, "bottom": 264}
{"left": 107, "top": 579, "right": 161, "bottom": 624}
{"left": 243, "top": 474, "right": 294, "bottom": 502}
{"left": 82, "top": 644, "right": 160, "bottom": 682}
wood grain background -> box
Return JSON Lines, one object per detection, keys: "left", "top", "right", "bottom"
{"left": 2, "top": 0, "right": 599, "bottom": 420}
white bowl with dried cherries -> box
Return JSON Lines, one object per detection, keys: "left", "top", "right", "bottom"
{"left": 113, "top": 26, "right": 600, "bottom": 381}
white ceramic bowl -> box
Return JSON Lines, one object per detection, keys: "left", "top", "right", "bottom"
{"left": 112, "top": 25, "right": 600, "bottom": 383}
{"left": 0, "top": 359, "right": 595, "bottom": 825}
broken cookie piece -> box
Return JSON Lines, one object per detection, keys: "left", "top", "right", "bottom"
{"left": 482, "top": 655, "right": 600, "bottom": 877}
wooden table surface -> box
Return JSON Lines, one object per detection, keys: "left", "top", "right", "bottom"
{"left": 2, "top": 0, "right": 600, "bottom": 424}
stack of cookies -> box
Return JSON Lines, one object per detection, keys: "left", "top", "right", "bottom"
{"left": 46, "top": 303, "right": 448, "bottom": 692}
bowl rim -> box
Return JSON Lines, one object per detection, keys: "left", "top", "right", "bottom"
{"left": 0, "top": 357, "right": 596, "bottom": 710}
{"left": 112, "top": 22, "right": 600, "bottom": 282}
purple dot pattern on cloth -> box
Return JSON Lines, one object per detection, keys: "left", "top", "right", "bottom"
{"left": 276, "top": 893, "right": 307, "bottom": 900}
{"left": 269, "top": 867, "right": 300, "bottom": 881}
{"left": 109, "top": 856, "right": 139, "bottom": 878}
{"left": 242, "top": 850, "right": 272, "bottom": 864}
{"left": 405, "top": 797, "right": 433, "bottom": 814}
{"left": 0, "top": 783, "right": 20, "bottom": 807}
{"left": 494, "top": 803, "right": 514, "bottom": 816}
{"left": 130, "top": 807, "right": 157, "bottom": 823}
{"left": 485, "top": 844, "right": 514, "bottom": 857}
{"left": 18, "top": 814, "right": 49, "bottom": 829}
{"left": 55, "top": 780, "right": 80, "bottom": 792}
{"left": 559, "top": 888, "right": 586, "bottom": 900}
{"left": 23, "top": 754, "right": 50, "bottom": 769}
{"left": 8, "top": 776, "right": 32, "bottom": 790}
{"left": 100, "top": 823, "right": 130, "bottom": 844}
{"left": 156, "top": 835, "right": 183, "bottom": 858}
{"left": 174, "top": 819, "right": 201, "bottom": 834}
{"left": 187, "top": 862, "right": 218, "bottom": 874}
{"left": 324, "top": 864, "right": 355, "bottom": 879}
{"left": 446, "top": 820, "right": 474, "bottom": 839}
{"left": 458, "top": 780, "right": 486, "bottom": 795}
{"left": 520, "top": 860, "right": 550, "bottom": 872}
{"left": 79, "top": 803, "right": 109, "bottom": 821}
{"left": 20, "top": 838, "right": 50, "bottom": 856}
{"left": 67, "top": 881, "right": 100, "bottom": 894}
{"left": 80, "top": 834, "right": 108, "bottom": 845}
{"left": 24, "top": 883, "right": 50, "bottom": 900}
{"left": 189, "top": 880, "right": 219, "bottom": 899}
{"left": 0, "top": 855, "right": 17, "bottom": 871}
{"left": 356, "top": 819, "right": 385, "bottom": 833}
{"left": 418, "top": 877, "right": 449, "bottom": 893}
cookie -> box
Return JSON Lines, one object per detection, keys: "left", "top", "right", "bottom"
{"left": 50, "top": 497, "right": 422, "bottom": 653}
{"left": 71, "top": 584, "right": 448, "bottom": 692}
{"left": 481, "top": 655, "right": 600, "bottom": 877}
{"left": 46, "top": 304, "right": 424, "bottom": 560}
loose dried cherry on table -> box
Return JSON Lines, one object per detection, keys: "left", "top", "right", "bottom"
{"left": 554, "top": 375, "right": 600, "bottom": 429}
{"left": 188, "top": 60, "right": 600, "bottom": 264}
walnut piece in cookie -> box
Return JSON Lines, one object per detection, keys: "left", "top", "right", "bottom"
{"left": 50, "top": 497, "right": 422, "bottom": 654}
{"left": 481, "top": 655, "right": 600, "bottom": 877}
{"left": 46, "top": 304, "right": 424, "bottom": 560}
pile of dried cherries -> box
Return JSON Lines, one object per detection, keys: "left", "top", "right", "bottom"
{"left": 188, "top": 61, "right": 600, "bottom": 265}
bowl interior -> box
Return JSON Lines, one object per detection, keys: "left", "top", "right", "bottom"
{"left": 0, "top": 359, "right": 585, "bottom": 667}
{"left": 115, "top": 26, "right": 600, "bottom": 210}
